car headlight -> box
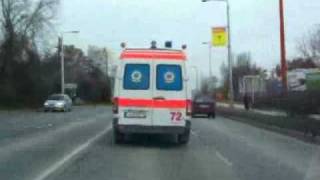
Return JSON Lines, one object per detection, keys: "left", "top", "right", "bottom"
{"left": 44, "top": 102, "right": 49, "bottom": 106}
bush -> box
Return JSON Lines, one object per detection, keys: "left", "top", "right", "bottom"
{"left": 253, "top": 91, "right": 320, "bottom": 116}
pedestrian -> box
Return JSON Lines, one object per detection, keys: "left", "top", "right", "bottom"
{"left": 243, "top": 93, "right": 250, "bottom": 111}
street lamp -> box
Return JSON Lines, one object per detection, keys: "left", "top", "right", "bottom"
{"left": 202, "top": 42, "right": 213, "bottom": 78}
{"left": 202, "top": 0, "right": 234, "bottom": 107}
{"left": 190, "top": 66, "right": 200, "bottom": 90}
{"left": 59, "top": 31, "right": 80, "bottom": 94}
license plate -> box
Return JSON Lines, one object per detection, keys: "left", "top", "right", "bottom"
{"left": 200, "top": 105, "right": 209, "bottom": 108}
{"left": 124, "top": 110, "right": 146, "bottom": 118}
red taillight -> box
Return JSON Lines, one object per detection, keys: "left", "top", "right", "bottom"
{"left": 186, "top": 99, "right": 192, "bottom": 116}
{"left": 112, "top": 97, "right": 118, "bottom": 114}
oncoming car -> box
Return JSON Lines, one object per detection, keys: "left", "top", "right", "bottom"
{"left": 44, "top": 94, "right": 73, "bottom": 112}
{"left": 112, "top": 46, "right": 192, "bottom": 144}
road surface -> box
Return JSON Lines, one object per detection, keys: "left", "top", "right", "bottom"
{"left": 0, "top": 105, "right": 319, "bottom": 180}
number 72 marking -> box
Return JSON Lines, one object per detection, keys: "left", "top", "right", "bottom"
{"left": 170, "top": 112, "right": 182, "bottom": 122}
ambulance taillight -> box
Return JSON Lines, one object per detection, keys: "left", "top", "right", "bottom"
{"left": 186, "top": 99, "right": 192, "bottom": 116}
{"left": 112, "top": 97, "right": 119, "bottom": 114}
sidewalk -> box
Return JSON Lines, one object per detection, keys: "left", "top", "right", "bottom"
{"left": 217, "top": 102, "right": 287, "bottom": 117}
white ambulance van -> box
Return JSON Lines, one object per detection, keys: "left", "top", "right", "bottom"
{"left": 112, "top": 47, "right": 191, "bottom": 144}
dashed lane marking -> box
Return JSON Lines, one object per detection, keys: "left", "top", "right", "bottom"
{"left": 216, "top": 151, "right": 233, "bottom": 167}
{"left": 191, "top": 130, "right": 199, "bottom": 137}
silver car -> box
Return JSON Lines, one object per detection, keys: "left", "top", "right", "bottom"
{"left": 44, "top": 94, "right": 73, "bottom": 112}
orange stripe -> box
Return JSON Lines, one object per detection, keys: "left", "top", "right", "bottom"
{"left": 118, "top": 98, "right": 187, "bottom": 108}
{"left": 125, "top": 50, "right": 183, "bottom": 54}
{"left": 120, "top": 52, "right": 186, "bottom": 60}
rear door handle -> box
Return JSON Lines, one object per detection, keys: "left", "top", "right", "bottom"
{"left": 153, "top": 96, "right": 165, "bottom": 100}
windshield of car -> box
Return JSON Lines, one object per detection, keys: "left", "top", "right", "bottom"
{"left": 48, "top": 95, "right": 64, "bottom": 101}
{"left": 195, "top": 96, "right": 214, "bottom": 103}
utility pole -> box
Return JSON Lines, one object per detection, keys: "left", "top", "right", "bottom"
{"left": 202, "top": 0, "right": 234, "bottom": 107}
{"left": 59, "top": 36, "right": 65, "bottom": 94}
{"left": 226, "top": 0, "right": 234, "bottom": 107}
{"left": 202, "top": 42, "right": 213, "bottom": 78}
{"left": 279, "top": 0, "right": 287, "bottom": 93}
{"left": 59, "top": 31, "right": 80, "bottom": 94}
{"left": 191, "top": 66, "right": 200, "bottom": 90}
{"left": 209, "top": 44, "right": 213, "bottom": 78}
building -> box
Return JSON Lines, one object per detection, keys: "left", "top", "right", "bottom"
{"left": 239, "top": 75, "right": 267, "bottom": 103}
{"left": 287, "top": 68, "right": 320, "bottom": 91}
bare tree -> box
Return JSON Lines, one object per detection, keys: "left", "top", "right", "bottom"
{"left": 0, "top": 0, "right": 59, "bottom": 75}
{"left": 0, "top": 0, "right": 59, "bottom": 40}
{"left": 220, "top": 51, "right": 265, "bottom": 100}
{"left": 297, "top": 25, "right": 320, "bottom": 59}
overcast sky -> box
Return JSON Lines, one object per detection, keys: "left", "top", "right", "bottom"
{"left": 57, "top": 0, "right": 320, "bottom": 82}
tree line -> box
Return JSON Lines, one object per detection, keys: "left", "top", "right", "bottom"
{"left": 0, "top": 0, "right": 111, "bottom": 107}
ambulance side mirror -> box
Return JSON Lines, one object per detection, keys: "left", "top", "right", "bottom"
{"left": 116, "top": 75, "right": 123, "bottom": 80}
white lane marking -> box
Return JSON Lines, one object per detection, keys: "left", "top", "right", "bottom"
{"left": 34, "top": 125, "right": 112, "bottom": 180}
{"left": 0, "top": 113, "right": 111, "bottom": 160}
{"left": 216, "top": 151, "right": 233, "bottom": 167}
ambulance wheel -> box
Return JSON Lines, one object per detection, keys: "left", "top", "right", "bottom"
{"left": 210, "top": 112, "right": 216, "bottom": 119}
{"left": 178, "top": 129, "right": 190, "bottom": 144}
{"left": 113, "top": 129, "right": 124, "bottom": 144}
{"left": 178, "top": 122, "right": 190, "bottom": 145}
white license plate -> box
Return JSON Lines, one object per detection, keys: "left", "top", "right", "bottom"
{"left": 200, "top": 105, "right": 209, "bottom": 108}
{"left": 124, "top": 110, "right": 146, "bottom": 118}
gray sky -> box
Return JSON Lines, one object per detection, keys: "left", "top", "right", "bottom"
{"left": 58, "top": 0, "right": 320, "bottom": 81}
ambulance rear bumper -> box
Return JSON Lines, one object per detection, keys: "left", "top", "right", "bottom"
{"left": 113, "top": 118, "right": 190, "bottom": 134}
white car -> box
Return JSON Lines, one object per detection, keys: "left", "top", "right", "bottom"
{"left": 44, "top": 94, "right": 73, "bottom": 112}
{"left": 112, "top": 47, "right": 192, "bottom": 144}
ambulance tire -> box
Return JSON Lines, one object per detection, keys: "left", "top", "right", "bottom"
{"left": 114, "top": 129, "right": 124, "bottom": 144}
{"left": 210, "top": 112, "right": 216, "bottom": 119}
{"left": 178, "top": 129, "right": 190, "bottom": 144}
{"left": 178, "top": 122, "right": 191, "bottom": 144}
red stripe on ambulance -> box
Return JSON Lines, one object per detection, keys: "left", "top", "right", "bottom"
{"left": 118, "top": 98, "right": 187, "bottom": 108}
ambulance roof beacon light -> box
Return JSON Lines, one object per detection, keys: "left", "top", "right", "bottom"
{"left": 165, "top": 41, "right": 172, "bottom": 48}
{"left": 151, "top": 41, "right": 157, "bottom": 49}
{"left": 121, "top": 42, "right": 126, "bottom": 49}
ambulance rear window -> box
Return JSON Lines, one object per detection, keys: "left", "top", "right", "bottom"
{"left": 156, "top": 64, "right": 182, "bottom": 91}
{"left": 123, "top": 64, "right": 150, "bottom": 90}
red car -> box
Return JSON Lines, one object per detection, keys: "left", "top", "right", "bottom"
{"left": 192, "top": 95, "right": 216, "bottom": 118}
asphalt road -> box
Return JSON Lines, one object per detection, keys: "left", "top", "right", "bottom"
{"left": 0, "top": 105, "right": 319, "bottom": 180}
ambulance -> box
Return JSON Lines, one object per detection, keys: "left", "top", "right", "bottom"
{"left": 112, "top": 43, "right": 191, "bottom": 144}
